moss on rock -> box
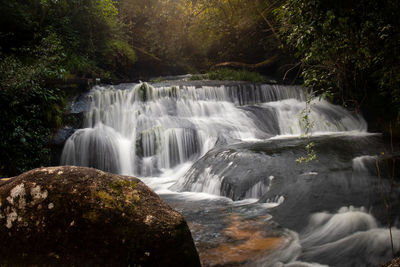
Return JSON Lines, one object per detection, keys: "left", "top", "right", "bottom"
{"left": 0, "top": 166, "right": 200, "bottom": 266}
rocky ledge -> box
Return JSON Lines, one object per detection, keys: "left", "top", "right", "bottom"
{"left": 0, "top": 166, "right": 200, "bottom": 266}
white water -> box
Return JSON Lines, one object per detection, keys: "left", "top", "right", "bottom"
{"left": 60, "top": 82, "right": 396, "bottom": 267}
{"left": 255, "top": 206, "right": 399, "bottom": 267}
{"left": 299, "top": 207, "right": 400, "bottom": 267}
{"left": 352, "top": 155, "right": 377, "bottom": 172}
{"left": 61, "top": 82, "right": 366, "bottom": 182}
{"left": 263, "top": 98, "right": 366, "bottom": 135}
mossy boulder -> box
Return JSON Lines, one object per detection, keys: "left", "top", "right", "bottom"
{"left": 0, "top": 166, "right": 200, "bottom": 266}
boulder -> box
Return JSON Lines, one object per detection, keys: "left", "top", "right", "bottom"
{"left": 0, "top": 166, "right": 200, "bottom": 266}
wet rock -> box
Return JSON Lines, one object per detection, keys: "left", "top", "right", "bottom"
{"left": 0, "top": 166, "right": 200, "bottom": 266}
{"left": 52, "top": 127, "right": 76, "bottom": 146}
{"left": 70, "top": 92, "right": 91, "bottom": 114}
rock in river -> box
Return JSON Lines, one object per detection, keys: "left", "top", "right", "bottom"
{"left": 0, "top": 166, "right": 200, "bottom": 266}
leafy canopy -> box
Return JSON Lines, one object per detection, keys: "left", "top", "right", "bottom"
{"left": 276, "top": 0, "right": 400, "bottom": 125}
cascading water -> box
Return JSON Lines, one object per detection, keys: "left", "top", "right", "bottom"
{"left": 61, "top": 82, "right": 365, "bottom": 176}
{"left": 61, "top": 80, "right": 399, "bottom": 267}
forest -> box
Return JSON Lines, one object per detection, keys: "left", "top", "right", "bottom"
{"left": 0, "top": 0, "right": 399, "bottom": 178}
{"left": 1, "top": 1, "right": 400, "bottom": 266}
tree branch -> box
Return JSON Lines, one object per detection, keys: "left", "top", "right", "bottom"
{"left": 258, "top": 9, "right": 283, "bottom": 47}
{"left": 131, "top": 45, "right": 162, "bottom": 62}
{"left": 213, "top": 57, "right": 277, "bottom": 69}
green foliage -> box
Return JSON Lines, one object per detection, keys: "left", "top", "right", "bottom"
{"left": 276, "top": 0, "right": 400, "bottom": 124}
{"left": 0, "top": 0, "right": 138, "bottom": 176}
{"left": 296, "top": 142, "right": 317, "bottom": 164}
{"left": 102, "top": 40, "right": 136, "bottom": 70}
{"left": 191, "top": 68, "right": 268, "bottom": 83}
{"left": 184, "top": 0, "right": 284, "bottom": 67}
{"left": 0, "top": 0, "right": 135, "bottom": 79}
{"left": 296, "top": 92, "right": 318, "bottom": 164}
{"left": 136, "top": 83, "right": 153, "bottom": 102}
{"left": 1, "top": 0, "right": 287, "bottom": 77}
{"left": 118, "top": 0, "right": 286, "bottom": 74}
{"left": 150, "top": 77, "right": 164, "bottom": 83}
{"left": 0, "top": 34, "right": 65, "bottom": 177}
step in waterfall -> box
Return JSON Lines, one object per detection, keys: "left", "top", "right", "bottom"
{"left": 60, "top": 81, "right": 400, "bottom": 267}
{"left": 61, "top": 82, "right": 366, "bottom": 179}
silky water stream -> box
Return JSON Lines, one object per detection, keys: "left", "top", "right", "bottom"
{"left": 61, "top": 80, "right": 400, "bottom": 266}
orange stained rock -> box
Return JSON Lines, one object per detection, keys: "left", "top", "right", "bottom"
{"left": 201, "top": 233, "right": 282, "bottom": 265}
{"left": 224, "top": 218, "right": 258, "bottom": 240}
{"left": 200, "top": 215, "right": 282, "bottom": 266}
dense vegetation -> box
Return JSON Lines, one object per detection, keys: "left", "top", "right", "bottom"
{"left": 0, "top": 0, "right": 135, "bottom": 176}
{"left": 0, "top": 0, "right": 287, "bottom": 177}
{"left": 118, "top": 0, "right": 288, "bottom": 77}
{"left": 190, "top": 68, "right": 269, "bottom": 83}
{"left": 1, "top": 0, "right": 399, "bottom": 176}
{"left": 276, "top": 0, "right": 400, "bottom": 132}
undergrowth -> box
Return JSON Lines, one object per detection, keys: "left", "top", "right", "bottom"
{"left": 191, "top": 68, "right": 269, "bottom": 83}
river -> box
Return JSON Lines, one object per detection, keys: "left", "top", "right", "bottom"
{"left": 60, "top": 80, "right": 400, "bottom": 266}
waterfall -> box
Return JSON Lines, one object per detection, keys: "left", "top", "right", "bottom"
{"left": 60, "top": 81, "right": 399, "bottom": 267}
{"left": 61, "top": 82, "right": 366, "bottom": 177}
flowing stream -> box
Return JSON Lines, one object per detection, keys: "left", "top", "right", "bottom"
{"left": 61, "top": 80, "right": 400, "bottom": 266}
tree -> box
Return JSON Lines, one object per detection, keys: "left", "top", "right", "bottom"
{"left": 0, "top": 0, "right": 136, "bottom": 176}
{"left": 117, "top": 0, "right": 289, "bottom": 75}
{"left": 276, "top": 0, "right": 400, "bottom": 128}
{"left": 0, "top": 33, "right": 65, "bottom": 176}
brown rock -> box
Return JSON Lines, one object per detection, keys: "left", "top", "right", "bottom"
{"left": 382, "top": 257, "right": 400, "bottom": 267}
{"left": 0, "top": 166, "right": 200, "bottom": 266}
